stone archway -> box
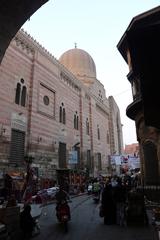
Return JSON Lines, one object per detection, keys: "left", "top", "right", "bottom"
{"left": 143, "top": 141, "right": 159, "bottom": 185}
{"left": 0, "top": 0, "right": 48, "bottom": 64}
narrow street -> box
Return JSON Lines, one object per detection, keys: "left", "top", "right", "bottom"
{"left": 34, "top": 195, "right": 152, "bottom": 240}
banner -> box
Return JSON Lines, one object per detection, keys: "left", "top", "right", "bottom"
{"left": 68, "top": 150, "right": 78, "bottom": 164}
{"left": 128, "top": 156, "right": 140, "bottom": 169}
{"left": 110, "top": 155, "right": 122, "bottom": 165}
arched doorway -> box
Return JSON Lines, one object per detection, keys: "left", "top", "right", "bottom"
{"left": 143, "top": 141, "right": 159, "bottom": 185}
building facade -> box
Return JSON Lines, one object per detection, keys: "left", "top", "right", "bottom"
{"left": 124, "top": 143, "right": 139, "bottom": 157}
{"left": 117, "top": 6, "right": 160, "bottom": 187}
{"left": 0, "top": 29, "right": 123, "bottom": 182}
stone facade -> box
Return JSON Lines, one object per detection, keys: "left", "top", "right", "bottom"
{"left": 117, "top": 6, "right": 160, "bottom": 186}
{"left": 0, "top": 29, "right": 123, "bottom": 180}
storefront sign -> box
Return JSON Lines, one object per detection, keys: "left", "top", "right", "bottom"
{"left": 11, "top": 112, "right": 27, "bottom": 131}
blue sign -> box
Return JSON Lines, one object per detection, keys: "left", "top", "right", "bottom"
{"left": 68, "top": 151, "right": 78, "bottom": 164}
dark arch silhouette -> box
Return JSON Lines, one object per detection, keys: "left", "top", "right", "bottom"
{"left": 0, "top": 0, "right": 48, "bottom": 64}
{"left": 143, "top": 141, "right": 159, "bottom": 185}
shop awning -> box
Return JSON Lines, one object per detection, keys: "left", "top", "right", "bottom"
{"left": 6, "top": 172, "right": 24, "bottom": 180}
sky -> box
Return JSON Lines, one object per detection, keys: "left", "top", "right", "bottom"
{"left": 22, "top": 0, "right": 160, "bottom": 146}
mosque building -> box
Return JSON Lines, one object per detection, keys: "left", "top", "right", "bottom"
{"left": 0, "top": 29, "right": 123, "bottom": 185}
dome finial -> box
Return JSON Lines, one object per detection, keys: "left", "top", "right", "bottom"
{"left": 59, "top": 48, "right": 97, "bottom": 86}
{"left": 74, "top": 42, "right": 77, "bottom": 48}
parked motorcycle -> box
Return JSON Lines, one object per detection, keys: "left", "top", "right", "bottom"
{"left": 56, "top": 200, "right": 71, "bottom": 232}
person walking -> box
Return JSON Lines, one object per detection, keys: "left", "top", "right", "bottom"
{"left": 101, "top": 181, "right": 117, "bottom": 225}
{"left": 20, "top": 204, "right": 36, "bottom": 239}
{"left": 114, "top": 178, "right": 127, "bottom": 226}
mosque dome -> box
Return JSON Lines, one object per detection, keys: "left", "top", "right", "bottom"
{"left": 59, "top": 48, "right": 96, "bottom": 87}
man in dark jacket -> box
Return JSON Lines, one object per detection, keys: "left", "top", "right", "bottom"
{"left": 101, "top": 182, "right": 117, "bottom": 225}
{"left": 20, "top": 204, "right": 35, "bottom": 239}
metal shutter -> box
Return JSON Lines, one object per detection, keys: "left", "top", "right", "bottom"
{"left": 10, "top": 129, "right": 25, "bottom": 165}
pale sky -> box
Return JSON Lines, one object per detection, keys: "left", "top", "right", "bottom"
{"left": 22, "top": 0, "right": 160, "bottom": 146}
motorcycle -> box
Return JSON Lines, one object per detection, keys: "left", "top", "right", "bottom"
{"left": 56, "top": 200, "right": 71, "bottom": 232}
{"left": 87, "top": 184, "right": 93, "bottom": 195}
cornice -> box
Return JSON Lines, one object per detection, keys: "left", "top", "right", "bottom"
{"left": 13, "top": 31, "right": 35, "bottom": 57}
{"left": 14, "top": 29, "right": 60, "bottom": 63}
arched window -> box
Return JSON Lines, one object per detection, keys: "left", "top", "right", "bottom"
{"left": 74, "top": 112, "right": 79, "bottom": 130}
{"left": 76, "top": 116, "right": 79, "bottom": 130}
{"left": 62, "top": 108, "right": 66, "bottom": 124}
{"left": 59, "top": 103, "right": 66, "bottom": 124}
{"left": 15, "top": 83, "right": 21, "bottom": 104}
{"left": 15, "top": 79, "right": 27, "bottom": 107}
{"left": 74, "top": 114, "right": 76, "bottom": 129}
{"left": 59, "top": 106, "right": 62, "bottom": 123}
{"left": 97, "top": 125, "right": 100, "bottom": 140}
{"left": 21, "top": 86, "right": 27, "bottom": 107}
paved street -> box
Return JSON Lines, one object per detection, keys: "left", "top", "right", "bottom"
{"left": 34, "top": 195, "right": 153, "bottom": 240}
